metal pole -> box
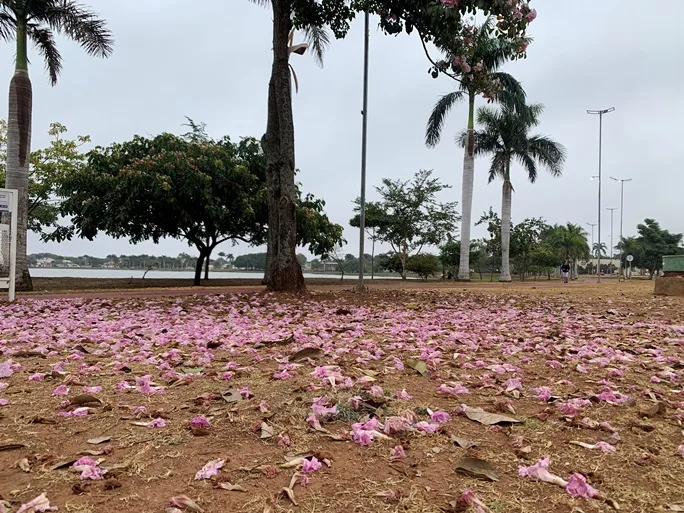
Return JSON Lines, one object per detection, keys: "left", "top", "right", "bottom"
{"left": 607, "top": 207, "right": 617, "bottom": 276}
{"left": 587, "top": 107, "right": 615, "bottom": 283}
{"left": 356, "top": 11, "right": 370, "bottom": 292}
{"left": 586, "top": 222, "right": 597, "bottom": 274}
{"left": 610, "top": 176, "right": 632, "bottom": 280}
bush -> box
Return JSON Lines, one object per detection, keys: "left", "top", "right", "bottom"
{"left": 406, "top": 254, "right": 440, "bottom": 280}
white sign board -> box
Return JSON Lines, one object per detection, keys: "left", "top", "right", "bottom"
{"left": 626, "top": 255, "right": 634, "bottom": 262}
{"left": 0, "top": 191, "right": 10, "bottom": 212}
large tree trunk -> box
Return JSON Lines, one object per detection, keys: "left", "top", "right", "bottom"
{"left": 203, "top": 247, "right": 212, "bottom": 281}
{"left": 457, "top": 93, "right": 476, "bottom": 281}
{"left": 262, "top": 0, "right": 305, "bottom": 293}
{"left": 499, "top": 179, "right": 513, "bottom": 282}
{"left": 5, "top": 28, "right": 33, "bottom": 292}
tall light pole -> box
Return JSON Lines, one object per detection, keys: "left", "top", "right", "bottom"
{"left": 356, "top": 11, "right": 370, "bottom": 292}
{"left": 586, "top": 222, "right": 597, "bottom": 274}
{"left": 607, "top": 207, "right": 617, "bottom": 276}
{"left": 587, "top": 107, "right": 615, "bottom": 283}
{"left": 610, "top": 176, "right": 632, "bottom": 280}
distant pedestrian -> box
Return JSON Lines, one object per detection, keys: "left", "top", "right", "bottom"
{"left": 561, "top": 260, "right": 571, "bottom": 283}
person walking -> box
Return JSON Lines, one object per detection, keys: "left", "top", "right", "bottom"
{"left": 560, "top": 260, "right": 571, "bottom": 284}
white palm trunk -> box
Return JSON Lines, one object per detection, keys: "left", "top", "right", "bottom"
{"left": 457, "top": 133, "right": 474, "bottom": 281}
{"left": 499, "top": 179, "right": 512, "bottom": 282}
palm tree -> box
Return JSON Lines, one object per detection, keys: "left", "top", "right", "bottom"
{"left": 0, "top": 1, "right": 113, "bottom": 291}
{"left": 592, "top": 242, "right": 607, "bottom": 258}
{"left": 425, "top": 17, "right": 527, "bottom": 281}
{"left": 547, "top": 223, "right": 589, "bottom": 279}
{"left": 463, "top": 101, "right": 566, "bottom": 281}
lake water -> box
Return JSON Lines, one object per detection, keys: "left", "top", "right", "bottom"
{"left": 29, "top": 268, "right": 401, "bottom": 281}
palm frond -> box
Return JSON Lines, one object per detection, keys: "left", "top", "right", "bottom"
{"left": 527, "top": 135, "right": 567, "bottom": 177}
{"left": 302, "top": 24, "right": 330, "bottom": 68}
{"left": 28, "top": 24, "right": 62, "bottom": 85}
{"left": 0, "top": 10, "right": 16, "bottom": 42}
{"left": 517, "top": 151, "right": 538, "bottom": 183}
{"left": 488, "top": 152, "right": 508, "bottom": 183}
{"left": 491, "top": 71, "right": 526, "bottom": 110}
{"left": 248, "top": 0, "right": 271, "bottom": 6}
{"left": 38, "top": 0, "right": 113, "bottom": 58}
{"left": 425, "top": 91, "right": 464, "bottom": 147}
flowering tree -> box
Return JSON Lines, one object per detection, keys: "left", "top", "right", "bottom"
{"left": 251, "top": 0, "right": 535, "bottom": 292}
{"left": 425, "top": 16, "right": 528, "bottom": 282}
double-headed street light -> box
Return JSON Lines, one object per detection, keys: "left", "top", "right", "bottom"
{"left": 610, "top": 176, "right": 632, "bottom": 280}
{"left": 586, "top": 222, "right": 597, "bottom": 274}
{"left": 587, "top": 107, "right": 615, "bottom": 283}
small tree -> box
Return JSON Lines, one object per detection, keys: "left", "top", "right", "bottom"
{"left": 406, "top": 254, "right": 441, "bottom": 280}
{"left": 635, "top": 219, "right": 683, "bottom": 278}
{"left": 374, "top": 169, "right": 459, "bottom": 279}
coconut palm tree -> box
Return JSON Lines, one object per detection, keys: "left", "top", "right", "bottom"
{"left": 0, "top": 0, "right": 113, "bottom": 291}
{"left": 462, "top": 101, "right": 566, "bottom": 281}
{"left": 425, "top": 17, "right": 527, "bottom": 281}
{"left": 547, "top": 223, "right": 589, "bottom": 279}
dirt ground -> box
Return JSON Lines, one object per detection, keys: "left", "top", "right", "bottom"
{"left": 1, "top": 280, "right": 683, "bottom": 513}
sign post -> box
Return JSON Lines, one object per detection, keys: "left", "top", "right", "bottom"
{"left": 0, "top": 188, "right": 18, "bottom": 302}
{"left": 626, "top": 254, "right": 633, "bottom": 280}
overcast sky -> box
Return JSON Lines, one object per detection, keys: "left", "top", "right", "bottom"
{"left": 3, "top": 0, "right": 683, "bottom": 260}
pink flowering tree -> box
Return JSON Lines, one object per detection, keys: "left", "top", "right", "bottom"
{"left": 425, "top": 16, "right": 529, "bottom": 282}
{"left": 248, "top": 0, "right": 534, "bottom": 292}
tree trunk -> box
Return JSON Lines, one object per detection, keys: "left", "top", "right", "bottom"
{"left": 194, "top": 253, "right": 206, "bottom": 286}
{"left": 499, "top": 179, "right": 513, "bottom": 282}
{"left": 262, "top": 0, "right": 305, "bottom": 293}
{"left": 371, "top": 230, "right": 375, "bottom": 280}
{"left": 204, "top": 247, "right": 212, "bottom": 281}
{"left": 457, "top": 93, "right": 476, "bottom": 281}
{"left": 5, "top": 23, "right": 33, "bottom": 292}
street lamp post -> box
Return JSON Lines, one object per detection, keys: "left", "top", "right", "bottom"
{"left": 607, "top": 207, "right": 617, "bottom": 276}
{"left": 610, "top": 176, "right": 632, "bottom": 280}
{"left": 586, "top": 222, "right": 597, "bottom": 274}
{"left": 356, "top": 11, "right": 370, "bottom": 292}
{"left": 587, "top": 107, "right": 615, "bottom": 283}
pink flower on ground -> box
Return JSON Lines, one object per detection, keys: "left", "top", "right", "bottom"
{"left": 677, "top": 445, "right": 684, "bottom": 458}
{"left": 532, "top": 386, "right": 552, "bottom": 401}
{"left": 504, "top": 377, "right": 523, "bottom": 391}
{"left": 594, "top": 441, "right": 616, "bottom": 453}
{"left": 277, "top": 434, "right": 291, "bottom": 447}
{"left": 58, "top": 407, "right": 90, "bottom": 417}
{"left": 0, "top": 398, "right": 8, "bottom": 406}
{"left": 114, "top": 381, "right": 131, "bottom": 391}
{"left": 395, "top": 389, "right": 412, "bottom": 400}
{"left": 83, "top": 386, "right": 102, "bottom": 393}
{"left": 146, "top": 418, "right": 166, "bottom": 428}
{"left": 195, "top": 459, "right": 225, "bottom": 480}
{"left": 51, "top": 385, "right": 69, "bottom": 396}
{"left": 28, "top": 373, "right": 47, "bottom": 382}
{"left": 546, "top": 360, "right": 562, "bottom": 369}
{"left": 220, "top": 371, "right": 234, "bottom": 381}
{"left": 518, "top": 457, "right": 568, "bottom": 487}
{"left": 311, "top": 396, "right": 337, "bottom": 418}
{"left": 190, "top": 415, "right": 211, "bottom": 429}
{"left": 238, "top": 387, "right": 251, "bottom": 399}
{"left": 437, "top": 383, "right": 470, "bottom": 396}
{"left": 430, "top": 410, "right": 451, "bottom": 424}
{"left": 0, "top": 361, "right": 13, "bottom": 378}
{"left": 348, "top": 396, "right": 362, "bottom": 409}
{"left": 383, "top": 416, "right": 410, "bottom": 434}
{"left": 134, "top": 405, "right": 147, "bottom": 416}
{"left": 301, "top": 456, "right": 322, "bottom": 474}
{"left": 369, "top": 385, "right": 384, "bottom": 397}
{"left": 80, "top": 465, "right": 107, "bottom": 480}
{"left": 258, "top": 400, "right": 271, "bottom": 413}
{"left": 389, "top": 445, "right": 406, "bottom": 461}
{"left": 414, "top": 421, "right": 440, "bottom": 433}
{"left": 566, "top": 473, "right": 598, "bottom": 498}
{"left": 16, "top": 493, "right": 57, "bottom": 513}
{"left": 351, "top": 423, "right": 375, "bottom": 446}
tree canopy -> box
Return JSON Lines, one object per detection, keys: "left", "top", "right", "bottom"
{"left": 371, "top": 169, "right": 459, "bottom": 279}
{"left": 49, "top": 125, "right": 344, "bottom": 285}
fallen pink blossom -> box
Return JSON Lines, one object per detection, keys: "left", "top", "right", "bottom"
{"left": 430, "top": 410, "right": 451, "bottom": 423}
{"left": 83, "top": 386, "right": 102, "bottom": 393}
{"left": 146, "top": 418, "right": 166, "bottom": 428}
{"left": 301, "top": 456, "right": 322, "bottom": 474}
{"left": 195, "top": 458, "right": 225, "bottom": 480}
{"left": 532, "top": 386, "right": 552, "bottom": 401}
{"left": 16, "top": 493, "right": 58, "bottom": 513}
{"left": 51, "top": 385, "right": 69, "bottom": 396}
{"left": 395, "top": 389, "right": 412, "bottom": 400}
{"left": 190, "top": 415, "right": 211, "bottom": 430}
{"left": 518, "top": 457, "right": 568, "bottom": 487}
{"left": 0, "top": 398, "right": 8, "bottom": 406}
{"left": 277, "top": 434, "right": 291, "bottom": 447}
{"left": 566, "top": 473, "right": 598, "bottom": 498}
{"left": 389, "top": 445, "right": 406, "bottom": 461}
